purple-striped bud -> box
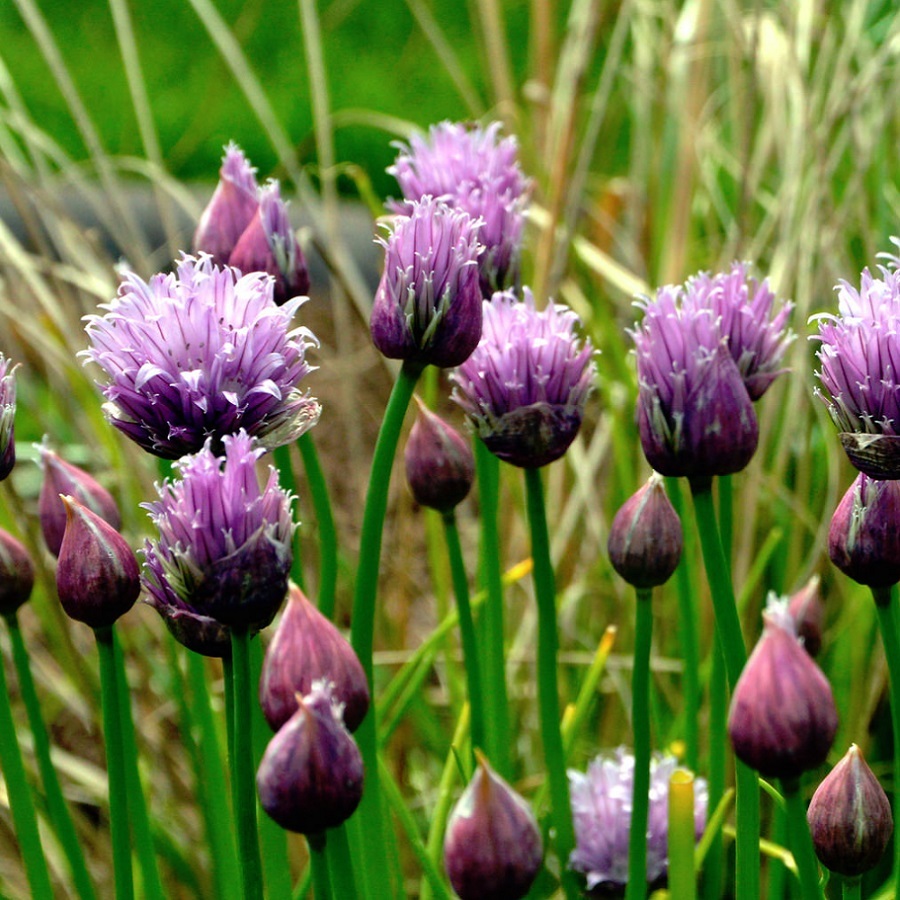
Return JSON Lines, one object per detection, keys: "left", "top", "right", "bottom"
{"left": 788, "top": 575, "right": 824, "bottom": 657}
{"left": 0, "top": 528, "right": 35, "bottom": 617}
{"left": 0, "top": 355, "right": 17, "bottom": 481}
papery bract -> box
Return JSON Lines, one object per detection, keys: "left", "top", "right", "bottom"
{"left": 0, "top": 355, "right": 17, "bottom": 480}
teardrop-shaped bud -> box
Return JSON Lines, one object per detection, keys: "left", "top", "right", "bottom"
{"left": 728, "top": 598, "right": 838, "bottom": 781}
{"left": 404, "top": 398, "right": 474, "bottom": 512}
{"left": 0, "top": 528, "right": 35, "bottom": 617}
{"left": 607, "top": 473, "right": 682, "bottom": 588}
{"left": 56, "top": 496, "right": 140, "bottom": 629}
{"left": 38, "top": 444, "right": 121, "bottom": 558}
{"left": 788, "top": 575, "right": 824, "bottom": 658}
{"left": 0, "top": 356, "right": 18, "bottom": 481}
{"left": 807, "top": 743, "right": 893, "bottom": 877}
{"left": 259, "top": 583, "right": 369, "bottom": 732}
{"left": 444, "top": 752, "right": 543, "bottom": 900}
{"left": 256, "top": 680, "right": 364, "bottom": 834}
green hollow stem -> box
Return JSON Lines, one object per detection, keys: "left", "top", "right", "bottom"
{"left": 349, "top": 358, "right": 423, "bottom": 900}
{"left": 668, "top": 769, "right": 698, "bottom": 900}
{"left": 441, "top": 510, "right": 485, "bottom": 755}
{"left": 871, "top": 585, "right": 900, "bottom": 889}
{"left": 523, "top": 466, "right": 578, "bottom": 900}
{"left": 625, "top": 589, "right": 653, "bottom": 900}
{"left": 473, "top": 439, "right": 511, "bottom": 778}
{"left": 841, "top": 877, "right": 862, "bottom": 900}
{"left": 95, "top": 626, "right": 134, "bottom": 900}
{"left": 298, "top": 430, "right": 339, "bottom": 620}
{"left": 308, "top": 833, "right": 333, "bottom": 900}
{"left": 688, "top": 477, "right": 760, "bottom": 900}
{"left": 704, "top": 641, "right": 727, "bottom": 900}
{"left": 230, "top": 628, "right": 263, "bottom": 900}
{"left": 4, "top": 612, "right": 95, "bottom": 900}
{"left": 781, "top": 780, "right": 824, "bottom": 900}
{"left": 325, "top": 824, "right": 358, "bottom": 900}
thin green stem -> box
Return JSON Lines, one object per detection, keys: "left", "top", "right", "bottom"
{"left": 781, "top": 780, "right": 824, "bottom": 900}
{"left": 667, "top": 769, "right": 698, "bottom": 900}
{"left": 688, "top": 478, "right": 760, "bottom": 900}
{"left": 308, "top": 833, "right": 332, "bottom": 900}
{"left": 441, "top": 511, "right": 484, "bottom": 755}
{"left": 95, "top": 626, "right": 134, "bottom": 900}
{"left": 325, "top": 824, "right": 358, "bottom": 900}
{"left": 473, "top": 439, "right": 511, "bottom": 778}
{"left": 523, "top": 466, "right": 577, "bottom": 900}
{"left": 704, "top": 640, "right": 727, "bottom": 900}
{"left": 230, "top": 628, "right": 263, "bottom": 900}
{"left": 4, "top": 612, "right": 95, "bottom": 900}
{"left": 841, "top": 877, "right": 862, "bottom": 900}
{"left": 625, "top": 589, "right": 653, "bottom": 900}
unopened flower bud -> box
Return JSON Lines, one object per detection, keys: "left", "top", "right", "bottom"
{"left": 443, "top": 752, "right": 543, "bottom": 900}
{"left": 0, "top": 528, "right": 35, "bottom": 617}
{"left": 38, "top": 444, "right": 121, "bottom": 558}
{"left": 807, "top": 743, "right": 893, "bottom": 877}
{"left": 607, "top": 474, "right": 682, "bottom": 588}
{"left": 788, "top": 575, "right": 824, "bottom": 657}
{"left": 0, "top": 356, "right": 18, "bottom": 481}
{"left": 260, "top": 583, "right": 369, "bottom": 733}
{"left": 256, "top": 680, "right": 364, "bottom": 834}
{"left": 404, "top": 399, "right": 474, "bottom": 512}
{"left": 728, "top": 598, "right": 838, "bottom": 780}
{"left": 56, "top": 496, "right": 140, "bottom": 629}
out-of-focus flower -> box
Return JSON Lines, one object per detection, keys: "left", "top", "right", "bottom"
{"left": 443, "top": 752, "right": 542, "bottom": 900}
{"left": 0, "top": 355, "right": 17, "bottom": 480}
{"left": 451, "top": 288, "right": 595, "bottom": 468}
{"left": 141, "top": 431, "right": 294, "bottom": 634}
{"left": 607, "top": 473, "right": 682, "bottom": 589}
{"left": 828, "top": 473, "right": 900, "bottom": 589}
{"left": 37, "top": 442, "right": 122, "bottom": 558}
{"left": 728, "top": 597, "right": 838, "bottom": 781}
{"left": 404, "top": 398, "right": 474, "bottom": 512}
{"left": 259, "top": 583, "right": 369, "bottom": 733}
{"left": 82, "top": 254, "right": 319, "bottom": 459}
{"left": 370, "top": 196, "right": 484, "bottom": 368}
{"left": 630, "top": 284, "right": 759, "bottom": 478}
{"left": 56, "top": 496, "right": 140, "bottom": 629}
{"left": 788, "top": 575, "right": 825, "bottom": 657}
{"left": 0, "top": 528, "right": 35, "bottom": 617}
{"left": 256, "top": 679, "right": 364, "bottom": 834}
{"left": 568, "top": 747, "right": 707, "bottom": 893}
{"left": 807, "top": 743, "right": 893, "bottom": 877}
{"left": 389, "top": 121, "right": 530, "bottom": 294}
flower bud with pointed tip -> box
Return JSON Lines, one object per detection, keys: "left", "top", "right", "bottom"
{"left": 56, "top": 496, "right": 140, "bottom": 629}
{"left": 260, "top": 583, "right": 369, "bottom": 733}
{"left": 728, "top": 598, "right": 838, "bottom": 780}
{"left": 607, "top": 474, "right": 682, "bottom": 589}
{"left": 256, "top": 680, "right": 364, "bottom": 834}
{"left": 807, "top": 743, "right": 893, "bottom": 877}
{"left": 0, "top": 528, "right": 35, "bottom": 617}
{"left": 443, "top": 752, "right": 543, "bottom": 900}
{"left": 37, "top": 444, "right": 122, "bottom": 558}
{"left": 828, "top": 473, "right": 900, "bottom": 589}
{"left": 788, "top": 575, "right": 824, "bottom": 657}
{"left": 404, "top": 399, "right": 474, "bottom": 512}
{"left": 0, "top": 356, "right": 17, "bottom": 481}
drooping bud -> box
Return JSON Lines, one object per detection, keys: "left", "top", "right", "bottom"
{"left": 404, "top": 398, "right": 474, "bottom": 512}
{"left": 607, "top": 474, "right": 682, "bottom": 588}
{"left": 56, "top": 496, "right": 140, "bottom": 629}
{"left": 0, "top": 356, "right": 18, "bottom": 481}
{"left": 788, "top": 575, "right": 825, "bottom": 657}
{"left": 260, "top": 583, "right": 369, "bottom": 733}
{"left": 443, "top": 752, "right": 543, "bottom": 900}
{"left": 807, "top": 743, "right": 893, "bottom": 877}
{"left": 728, "top": 597, "right": 838, "bottom": 781}
{"left": 828, "top": 473, "right": 900, "bottom": 588}
{"left": 0, "top": 528, "right": 35, "bottom": 617}
{"left": 37, "top": 443, "right": 121, "bottom": 558}
{"left": 256, "top": 680, "right": 364, "bottom": 834}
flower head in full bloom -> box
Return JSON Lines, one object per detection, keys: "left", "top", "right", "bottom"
{"left": 141, "top": 431, "right": 294, "bottom": 635}
{"left": 82, "top": 254, "right": 319, "bottom": 459}
{"left": 370, "top": 196, "right": 484, "bottom": 368}
{"left": 451, "top": 288, "right": 595, "bottom": 468}
{"left": 0, "top": 354, "right": 17, "bottom": 480}
{"left": 389, "top": 121, "right": 530, "bottom": 294}
{"left": 568, "top": 747, "right": 707, "bottom": 893}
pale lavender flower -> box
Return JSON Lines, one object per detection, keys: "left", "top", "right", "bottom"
{"left": 82, "top": 253, "right": 319, "bottom": 459}
{"left": 568, "top": 747, "right": 707, "bottom": 893}
{"left": 370, "top": 196, "right": 484, "bottom": 368}
{"left": 0, "top": 355, "right": 16, "bottom": 480}
{"left": 451, "top": 288, "right": 595, "bottom": 468}
{"left": 389, "top": 121, "right": 530, "bottom": 293}
{"left": 630, "top": 284, "right": 758, "bottom": 478}
{"left": 141, "top": 430, "right": 294, "bottom": 635}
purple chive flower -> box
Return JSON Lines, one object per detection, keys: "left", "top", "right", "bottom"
{"left": 568, "top": 747, "right": 707, "bottom": 893}
{"left": 141, "top": 430, "right": 294, "bottom": 634}
{"left": 82, "top": 253, "right": 320, "bottom": 459}
{"left": 370, "top": 196, "right": 484, "bottom": 368}
{"left": 389, "top": 121, "right": 530, "bottom": 293}
{"left": 0, "top": 354, "right": 17, "bottom": 480}
{"left": 630, "top": 284, "right": 759, "bottom": 479}
{"left": 0, "top": 528, "right": 35, "bottom": 617}
{"left": 451, "top": 288, "right": 595, "bottom": 468}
